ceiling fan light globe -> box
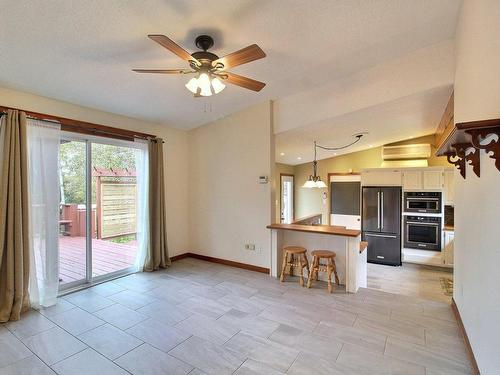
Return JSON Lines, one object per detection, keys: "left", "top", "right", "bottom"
{"left": 199, "top": 87, "right": 212, "bottom": 96}
{"left": 198, "top": 73, "right": 212, "bottom": 96}
{"left": 185, "top": 77, "right": 199, "bottom": 94}
{"left": 211, "top": 77, "right": 226, "bottom": 94}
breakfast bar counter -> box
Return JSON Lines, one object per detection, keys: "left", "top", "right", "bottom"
{"left": 267, "top": 223, "right": 367, "bottom": 293}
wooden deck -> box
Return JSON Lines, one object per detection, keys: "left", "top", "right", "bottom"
{"left": 59, "top": 236, "right": 138, "bottom": 284}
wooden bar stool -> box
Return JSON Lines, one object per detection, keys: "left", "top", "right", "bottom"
{"left": 307, "top": 250, "right": 340, "bottom": 293}
{"left": 280, "top": 246, "right": 309, "bottom": 286}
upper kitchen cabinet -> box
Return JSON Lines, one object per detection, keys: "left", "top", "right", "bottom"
{"left": 402, "top": 168, "right": 444, "bottom": 190}
{"left": 402, "top": 170, "right": 422, "bottom": 190}
{"left": 361, "top": 169, "right": 401, "bottom": 186}
{"left": 423, "top": 170, "right": 443, "bottom": 190}
{"left": 444, "top": 169, "right": 455, "bottom": 204}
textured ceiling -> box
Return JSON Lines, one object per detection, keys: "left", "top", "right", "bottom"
{"left": 0, "top": 0, "right": 461, "bottom": 130}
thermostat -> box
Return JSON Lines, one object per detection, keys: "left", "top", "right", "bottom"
{"left": 259, "top": 176, "right": 269, "bottom": 184}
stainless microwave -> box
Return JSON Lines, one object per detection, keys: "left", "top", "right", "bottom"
{"left": 404, "top": 192, "right": 442, "bottom": 214}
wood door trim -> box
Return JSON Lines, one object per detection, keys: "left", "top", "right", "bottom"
{"left": 327, "top": 172, "right": 361, "bottom": 225}
{"left": 451, "top": 298, "right": 480, "bottom": 374}
{"left": 280, "top": 173, "right": 295, "bottom": 223}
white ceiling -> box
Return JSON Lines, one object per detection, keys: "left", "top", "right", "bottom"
{"left": 274, "top": 39, "right": 456, "bottom": 164}
{"left": 0, "top": 0, "right": 461, "bottom": 132}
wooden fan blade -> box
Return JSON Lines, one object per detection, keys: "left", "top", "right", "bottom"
{"left": 223, "top": 72, "right": 266, "bottom": 92}
{"left": 132, "top": 69, "right": 191, "bottom": 74}
{"left": 148, "top": 35, "right": 200, "bottom": 65}
{"left": 212, "top": 44, "right": 266, "bottom": 69}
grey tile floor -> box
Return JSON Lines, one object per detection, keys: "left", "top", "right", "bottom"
{"left": 0, "top": 258, "right": 472, "bottom": 374}
{"left": 367, "top": 262, "right": 454, "bottom": 303}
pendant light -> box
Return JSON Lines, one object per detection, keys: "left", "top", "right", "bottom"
{"left": 302, "top": 135, "right": 365, "bottom": 188}
{"left": 303, "top": 141, "right": 328, "bottom": 188}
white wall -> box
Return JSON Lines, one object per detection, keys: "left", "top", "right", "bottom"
{"left": 0, "top": 86, "right": 190, "bottom": 256}
{"left": 453, "top": 1, "right": 500, "bottom": 373}
{"left": 188, "top": 101, "right": 274, "bottom": 268}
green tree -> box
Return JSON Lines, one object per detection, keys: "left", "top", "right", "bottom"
{"left": 60, "top": 142, "right": 136, "bottom": 204}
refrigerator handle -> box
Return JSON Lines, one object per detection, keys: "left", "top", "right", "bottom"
{"left": 377, "top": 191, "right": 380, "bottom": 230}
{"left": 381, "top": 191, "right": 384, "bottom": 230}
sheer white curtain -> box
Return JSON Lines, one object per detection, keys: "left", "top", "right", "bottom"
{"left": 27, "top": 119, "right": 60, "bottom": 308}
{"left": 134, "top": 140, "right": 149, "bottom": 271}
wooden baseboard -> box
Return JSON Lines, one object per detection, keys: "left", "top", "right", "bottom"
{"left": 170, "top": 252, "right": 269, "bottom": 274}
{"left": 169, "top": 253, "right": 190, "bottom": 262}
{"left": 451, "top": 298, "right": 480, "bottom": 374}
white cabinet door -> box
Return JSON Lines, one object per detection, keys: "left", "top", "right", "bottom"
{"left": 423, "top": 170, "right": 443, "bottom": 190}
{"left": 361, "top": 170, "right": 401, "bottom": 186}
{"left": 402, "top": 170, "right": 422, "bottom": 190}
{"left": 444, "top": 231, "right": 454, "bottom": 266}
{"left": 444, "top": 170, "right": 455, "bottom": 204}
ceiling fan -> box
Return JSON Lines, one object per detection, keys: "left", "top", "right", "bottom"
{"left": 133, "top": 34, "right": 266, "bottom": 97}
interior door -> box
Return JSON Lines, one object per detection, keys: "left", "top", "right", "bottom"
{"left": 362, "top": 187, "right": 380, "bottom": 232}
{"left": 330, "top": 175, "right": 361, "bottom": 230}
{"left": 280, "top": 174, "right": 294, "bottom": 223}
{"left": 380, "top": 187, "right": 401, "bottom": 234}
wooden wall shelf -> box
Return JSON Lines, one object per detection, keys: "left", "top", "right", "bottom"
{"left": 436, "top": 118, "right": 500, "bottom": 179}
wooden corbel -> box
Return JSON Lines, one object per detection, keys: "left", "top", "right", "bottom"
{"left": 466, "top": 126, "right": 500, "bottom": 172}
{"left": 454, "top": 142, "right": 480, "bottom": 178}
{"left": 444, "top": 149, "right": 466, "bottom": 179}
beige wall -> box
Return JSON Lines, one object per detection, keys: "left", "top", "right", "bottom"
{"left": 452, "top": 1, "right": 500, "bottom": 373}
{"left": 0, "top": 86, "right": 190, "bottom": 256}
{"left": 188, "top": 101, "right": 274, "bottom": 268}
{"left": 292, "top": 134, "right": 449, "bottom": 223}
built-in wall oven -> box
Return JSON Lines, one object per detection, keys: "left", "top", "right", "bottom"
{"left": 404, "top": 192, "right": 442, "bottom": 214}
{"left": 404, "top": 215, "right": 441, "bottom": 251}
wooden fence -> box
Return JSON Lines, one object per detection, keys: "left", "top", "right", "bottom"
{"left": 95, "top": 171, "right": 137, "bottom": 239}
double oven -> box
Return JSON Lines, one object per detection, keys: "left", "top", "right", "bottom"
{"left": 403, "top": 192, "right": 442, "bottom": 251}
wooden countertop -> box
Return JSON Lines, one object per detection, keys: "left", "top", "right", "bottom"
{"left": 267, "top": 223, "right": 361, "bottom": 237}
{"left": 359, "top": 241, "right": 368, "bottom": 253}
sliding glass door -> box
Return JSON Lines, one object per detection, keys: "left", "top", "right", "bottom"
{"left": 59, "top": 139, "right": 89, "bottom": 287}
{"left": 59, "top": 133, "right": 145, "bottom": 290}
{"left": 91, "top": 142, "right": 139, "bottom": 283}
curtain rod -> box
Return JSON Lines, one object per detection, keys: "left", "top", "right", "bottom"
{"left": 0, "top": 105, "right": 157, "bottom": 141}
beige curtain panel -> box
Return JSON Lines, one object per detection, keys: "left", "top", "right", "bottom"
{"left": 0, "top": 110, "right": 31, "bottom": 322}
{"left": 144, "top": 138, "right": 170, "bottom": 271}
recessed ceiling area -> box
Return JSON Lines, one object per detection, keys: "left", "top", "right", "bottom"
{"left": 276, "top": 85, "right": 453, "bottom": 165}
{"left": 0, "top": 0, "right": 461, "bottom": 132}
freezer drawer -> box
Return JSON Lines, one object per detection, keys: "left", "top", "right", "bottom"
{"left": 363, "top": 232, "right": 401, "bottom": 266}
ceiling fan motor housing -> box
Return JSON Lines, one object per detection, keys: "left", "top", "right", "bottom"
{"left": 193, "top": 35, "right": 219, "bottom": 67}
{"left": 192, "top": 51, "right": 219, "bottom": 64}
{"left": 195, "top": 35, "right": 214, "bottom": 51}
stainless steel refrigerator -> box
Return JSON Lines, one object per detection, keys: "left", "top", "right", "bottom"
{"left": 362, "top": 186, "right": 402, "bottom": 266}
